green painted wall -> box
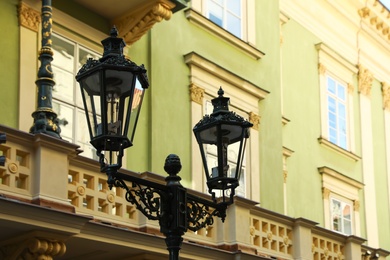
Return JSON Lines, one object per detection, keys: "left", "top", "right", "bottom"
{"left": 371, "top": 79, "right": 390, "bottom": 249}
{"left": 0, "top": 0, "right": 19, "bottom": 128}
{"left": 281, "top": 19, "right": 324, "bottom": 222}
{"left": 256, "top": 0, "right": 284, "bottom": 213}
{"left": 281, "top": 19, "right": 365, "bottom": 225}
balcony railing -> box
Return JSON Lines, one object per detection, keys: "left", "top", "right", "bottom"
{"left": 0, "top": 125, "right": 389, "bottom": 259}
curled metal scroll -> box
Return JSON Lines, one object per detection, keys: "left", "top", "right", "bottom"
{"left": 114, "top": 177, "right": 164, "bottom": 221}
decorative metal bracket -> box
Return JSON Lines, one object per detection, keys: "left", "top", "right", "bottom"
{"left": 104, "top": 154, "right": 228, "bottom": 259}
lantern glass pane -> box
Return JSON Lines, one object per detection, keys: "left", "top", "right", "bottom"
{"left": 80, "top": 71, "right": 102, "bottom": 139}
{"left": 128, "top": 76, "right": 146, "bottom": 142}
{"left": 105, "top": 70, "right": 135, "bottom": 96}
{"left": 206, "top": 138, "right": 245, "bottom": 180}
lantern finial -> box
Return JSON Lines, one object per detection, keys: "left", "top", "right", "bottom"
{"left": 212, "top": 87, "right": 230, "bottom": 114}
{"left": 110, "top": 26, "right": 119, "bottom": 37}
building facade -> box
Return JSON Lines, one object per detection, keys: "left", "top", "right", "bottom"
{"left": 0, "top": 0, "right": 389, "bottom": 259}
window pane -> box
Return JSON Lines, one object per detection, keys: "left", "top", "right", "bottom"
{"left": 208, "top": 1, "right": 223, "bottom": 27}
{"left": 227, "top": 14, "right": 241, "bottom": 38}
{"left": 337, "top": 83, "right": 346, "bottom": 101}
{"left": 52, "top": 67, "right": 74, "bottom": 102}
{"left": 227, "top": 0, "right": 241, "bottom": 16}
{"left": 327, "top": 77, "right": 336, "bottom": 94}
{"left": 53, "top": 101, "right": 73, "bottom": 140}
{"left": 52, "top": 35, "right": 75, "bottom": 102}
{"left": 52, "top": 35, "right": 74, "bottom": 72}
{"left": 328, "top": 97, "right": 336, "bottom": 113}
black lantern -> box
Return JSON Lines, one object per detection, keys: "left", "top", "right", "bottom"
{"left": 193, "top": 88, "right": 253, "bottom": 204}
{"left": 76, "top": 26, "right": 149, "bottom": 171}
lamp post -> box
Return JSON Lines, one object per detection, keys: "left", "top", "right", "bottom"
{"left": 76, "top": 27, "right": 253, "bottom": 260}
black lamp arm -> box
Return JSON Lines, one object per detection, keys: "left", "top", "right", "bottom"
{"left": 107, "top": 170, "right": 229, "bottom": 232}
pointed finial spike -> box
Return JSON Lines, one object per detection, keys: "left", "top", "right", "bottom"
{"left": 218, "top": 87, "right": 224, "bottom": 97}
{"left": 110, "top": 26, "right": 118, "bottom": 38}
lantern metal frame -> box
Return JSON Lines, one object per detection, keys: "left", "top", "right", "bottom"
{"left": 76, "top": 27, "right": 149, "bottom": 176}
{"left": 77, "top": 29, "right": 253, "bottom": 260}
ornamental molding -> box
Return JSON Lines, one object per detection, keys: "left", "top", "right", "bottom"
{"left": 358, "top": 64, "right": 373, "bottom": 96}
{"left": 347, "top": 83, "right": 354, "bottom": 94}
{"left": 354, "top": 200, "right": 360, "bottom": 211}
{"left": 18, "top": 2, "right": 41, "bottom": 32}
{"left": 189, "top": 84, "right": 204, "bottom": 105}
{"left": 382, "top": 82, "right": 390, "bottom": 111}
{"left": 318, "top": 63, "right": 326, "bottom": 75}
{"left": 249, "top": 112, "right": 260, "bottom": 131}
{"left": 358, "top": 1, "right": 390, "bottom": 42}
{"left": 322, "top": 187, "right": 330, "bottom": 200}
{"left": 113, "top": 0, "right": 175, "bottom": 46}
{"left": 2, "top": 236, "right": 66, "bottom": 259}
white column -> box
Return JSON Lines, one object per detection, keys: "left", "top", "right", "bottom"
{"left": 385, "top": 111, "right": 390, "bottom": 228}
{"left": 359, "top": 94, "right": 379, "bottom": 248}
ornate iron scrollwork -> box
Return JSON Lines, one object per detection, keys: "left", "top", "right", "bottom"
{"left": 114, "top": 177, "right": 165, "bottom": 221}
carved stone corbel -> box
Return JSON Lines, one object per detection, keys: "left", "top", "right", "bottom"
{"left": 382, "top": 82, "right": 390, "bottom": 111}
{"left": 1, "top": 237, "right": 66, "bottom": 260}
{"left": 113, "top": 0, "right": 175, "bottom": 45}
{"left": 249, "top": 112, "right": 260, "bottom": 131}
{"left": 358, "top": 65, "right": 373, "bottom": 97}
{"left": 189, "top": 84, "right": 204, "bottom": 105}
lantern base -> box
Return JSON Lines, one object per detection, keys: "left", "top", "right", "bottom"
{"left": 91, "top": 135, "right": 132, "bottom": 152}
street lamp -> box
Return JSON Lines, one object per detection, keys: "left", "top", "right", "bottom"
{"left": 76, "top": 27, "right": 253, "bottom": 260}
{"left": 76, "top": 26, "right": 149, "bottom": 186}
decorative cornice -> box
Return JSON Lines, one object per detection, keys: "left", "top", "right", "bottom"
{"left": 382, "top": 82, "right": 390, "bottom": 111}
{"left": 18, "top": 2, "right": 41, "bottom": 32}
{"left": 113, "top": 0, "right": 175, "bottom": 45}
{"left": 189, "top": 84, "right": 204, "bottom": 105}
{"left": 358, "top": 1, "right": 390, "bottom": 42}
{"left": 249, "top": 112, "right": 260, "bottom": 131}
{"left": 358, "top": 64, "right": 373, "bottom": 96}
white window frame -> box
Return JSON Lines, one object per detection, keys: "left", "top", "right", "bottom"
{"left": 190, "top": 0, "right": 257, "bottom": 48}
{"left": 205, "top": 0, "right": 243, "bottom": 39}
{"left": 319, "top": 166, "right": 363, "bottom": 236}
{"left": 51, "top": 32, "right": 101, "bottom": 159}
{"left": 185, "top": 52, "right": 268, "bottom": 201}
{"left": 330, "top": 196, "right": 353, "bottom": 235}
{"left": 316, "top": 43, "right": 358, "bottom": 157}
{"left": 325, "top": 74, "right": 348, "bottom": 150}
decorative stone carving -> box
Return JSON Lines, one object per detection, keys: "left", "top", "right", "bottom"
{"left": 113, "top": 1, "right": 174, "bottom": 45}
{"left": 318, "top": 63, "right": 326, "bottom": 75}
{"left": 189, "top": 84, "right": 204, "bottom": 105}
{"left": 322, "top": 187, "right": 330, "bottom": 199}
{"left": 358, "top": 65, "right": 373, "bottom": 96}
{"left": 354, "top": 200, "right": 360, "bottom": 211}
{"left": 2, "top": 237, "right": 66, "bottom": 260}
{"left": 249, "top": 112, "right": 260, "bottom": 131}
{"left": 18, "top": 2, "right": 41, "bottom": 32}
{"left": 347, "top": 83, "right": 354, "bottom": 94}
{"left": 382, "top": 82, "right": 390, "bottom": 111}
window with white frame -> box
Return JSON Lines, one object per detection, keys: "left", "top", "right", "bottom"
{"left": 185, "top": 52, "right": 267, "bottom": 202}
{"left": 330, "top": 196, "right": 352, "bottom": 235}
{"left": 316, "top": 43, "right": 357, "bottom": 156}
{"left": 51, "top": 33, "right": 100, "bottom": 159}
{"left": 206, "top": 0, "right": 242, "bottom": 38}
{"left": 319, "top": 166, "right": 363, "bottom": 236}
{"left": 326, "top": 75, "right": 348, "bottom": 149}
